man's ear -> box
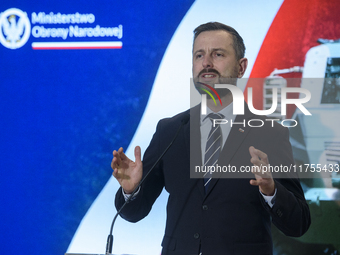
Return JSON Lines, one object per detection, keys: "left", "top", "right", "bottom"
{"left": 238, "top": 58, "right": 248, "bottom": 78}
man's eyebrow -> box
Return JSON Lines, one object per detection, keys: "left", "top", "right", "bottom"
{"left": 193, "top": 48, "right": 227, "bottom": 55}
{"left": 211, "top": 48, "right": 227, "bottom": 52}
{"left": 193, "top": 49, "right": 204, "bottom": 55}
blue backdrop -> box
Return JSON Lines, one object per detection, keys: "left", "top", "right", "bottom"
{"left": 0, "top": 1, "right": 193, "bottom": 254}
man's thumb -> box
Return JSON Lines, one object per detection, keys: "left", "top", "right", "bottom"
{"left": 135, "top": 146, "right": 142, "bottom": 164}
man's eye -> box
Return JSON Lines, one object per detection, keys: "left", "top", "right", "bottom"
{"left": 215, "top": 52, "right": 223, "bottom": 57}
{"left": 196, "top": 54, "right": 203, "bottom": 59}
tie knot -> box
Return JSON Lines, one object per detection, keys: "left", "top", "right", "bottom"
{"left": 204, "top": 113, "right": 224, "bottom": 123}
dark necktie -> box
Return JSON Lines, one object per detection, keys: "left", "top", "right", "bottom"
{"left": 203, "top": 113, "right": 224, "bottom": 192}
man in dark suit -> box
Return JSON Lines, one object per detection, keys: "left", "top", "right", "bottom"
{"left": 111, "top": 22, "right": 311, "bottom": 255}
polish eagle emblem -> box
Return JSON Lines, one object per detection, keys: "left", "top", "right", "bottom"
{"left": 0, "top": 8, "right": 31, "bottom": 49}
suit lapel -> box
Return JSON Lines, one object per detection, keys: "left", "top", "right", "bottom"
{"left": 186, "top": 105, "right": 206, "bottom": 198}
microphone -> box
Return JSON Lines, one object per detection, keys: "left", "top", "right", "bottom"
{"left": 105, "top": 113, "right": 190, "bottom": 254}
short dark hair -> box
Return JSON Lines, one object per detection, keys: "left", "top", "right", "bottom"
{"left": 193, "top": 22, "right": 246, "bottom": 60}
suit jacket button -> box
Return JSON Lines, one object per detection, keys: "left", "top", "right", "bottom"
{"left": 202, "top": 205, "right": 208, "bottom": 210}
{"left": 194, "top": 233, "right": 200, "bottom": 239}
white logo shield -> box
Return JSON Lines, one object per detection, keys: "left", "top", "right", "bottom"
{"left": 0, "top": 8, "right": 31, "bottom": 49}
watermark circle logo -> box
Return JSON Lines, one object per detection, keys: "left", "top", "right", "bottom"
{"left": 0, "top": 8, "right": 31, "bottom": 49}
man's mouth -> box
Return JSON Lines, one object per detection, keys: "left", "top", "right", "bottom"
{"left": 202, "top": 74, "right": 216, "bottom": 78}
{"left": 198, "top": 69, "right": 220, "bottom": 80}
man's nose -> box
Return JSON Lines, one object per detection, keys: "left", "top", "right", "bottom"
{"left": 202, "top": 55, "right": 213, "bottom": 68}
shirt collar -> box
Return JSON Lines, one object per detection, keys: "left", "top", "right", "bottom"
{"left": 200, "top": 102, "right": 234, "bottom": 124}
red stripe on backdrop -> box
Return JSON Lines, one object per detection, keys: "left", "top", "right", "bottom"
{"left": 32, "top": 46, "right": 122, "bottom": 50}
{"left": 245, "top": 0, "right": 340, "bottom": 118}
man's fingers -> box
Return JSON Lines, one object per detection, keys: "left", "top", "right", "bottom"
{"left": 249, "top": 146, "right": 269, "bottom": 165}
{"left": 249, "top": 175, "right": 271, "bottom": 187}
{"left": 111, "top": 151, "right": 118, "bottom": 169}
{"left": 250, "top": 178, "right": 260, "bottom": 186}
{"left": 111, "top": 146, "right": 142, "bottom": 173}
{"left": 112, "top": 167, "right": 118, "bottom": 177}
{"left": 250, "top": 166, "right": 272, "bottom": 179}
{"left": 111, "top": 159, "right": 115, "bottom": 170}
{"left": 112, "top": 147, "right": 127, "bottom": 167}
{"left": 117, "top": 147, "right": 128, "bottom": 161}
{"left": 249, "top": 146, "right": 275, "bottom": 195}
{"left": 249, "top": 146, "right": 257, "bottom": 158}
{"left": 249, "top": 145, "right": 272, "bottom": 180}
{"left": 134, "top": 146, "right": 142, "bottom": 165}
{"left": 249, "top": 147, "right": 261, "bottom": 166}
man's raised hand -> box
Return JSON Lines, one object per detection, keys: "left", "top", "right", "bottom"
{"left": 249, "top": 146, "right": 275, "bottom": 196}
{"left": 111, "top": 146, "right": 143, "bottom": 194}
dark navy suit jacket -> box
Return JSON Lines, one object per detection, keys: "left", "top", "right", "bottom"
{"left": 115, "top": 104, "right": 311, "bottom": 255}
